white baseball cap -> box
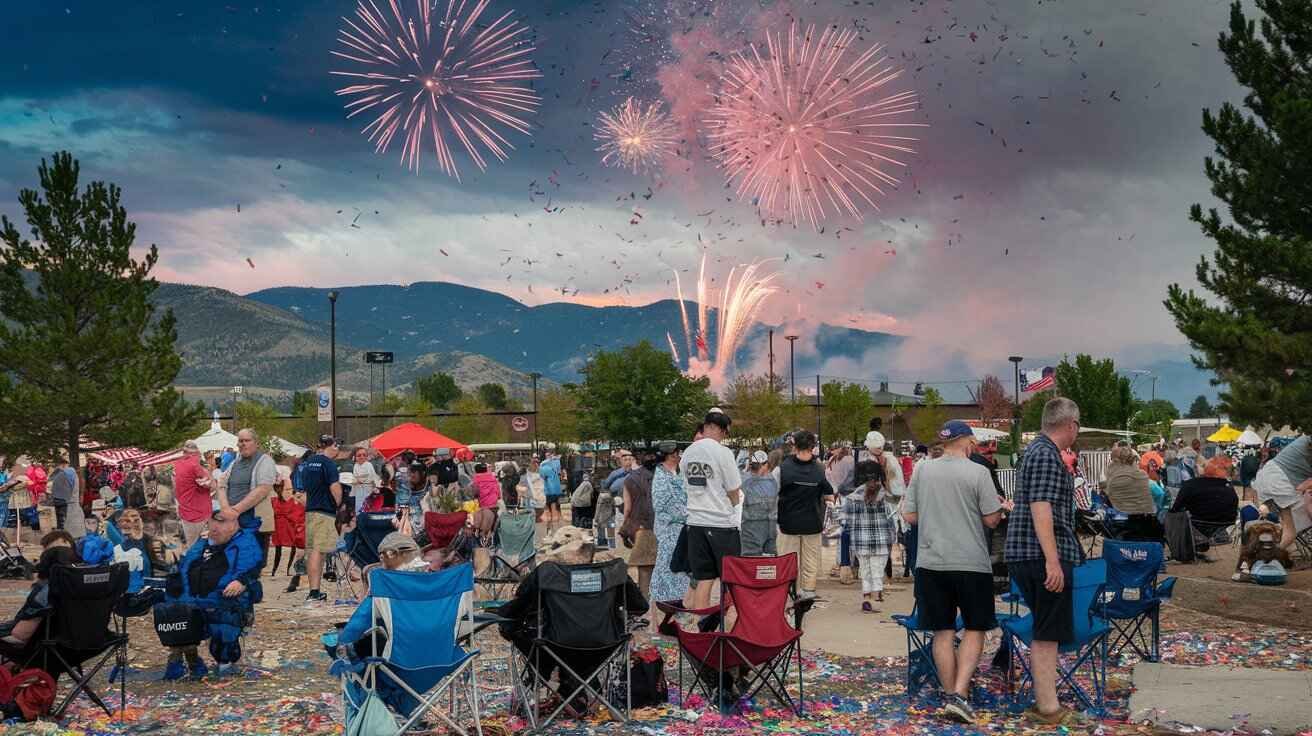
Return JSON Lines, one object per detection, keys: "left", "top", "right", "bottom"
{"left": 864, "top": 431, "right": 886, "bottom": 450}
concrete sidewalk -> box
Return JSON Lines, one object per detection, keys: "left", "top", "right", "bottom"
{"left": 1129, "top": 662, "right": 1312, "bottom": 735}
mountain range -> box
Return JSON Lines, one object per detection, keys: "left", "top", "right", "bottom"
{"left": 151, "top": 280, "right": 1219, "bottom": 412}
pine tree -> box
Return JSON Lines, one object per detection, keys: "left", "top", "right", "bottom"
{"left": 0, "top": 152, "right": 202, "bottom": 465}
{"left": 1165, "top": 0, "right": 1312, "bottom": 430}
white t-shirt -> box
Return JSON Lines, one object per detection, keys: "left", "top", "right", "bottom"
{"left": 679, "top": 438, "right": 743, "bottom": 528}
{"left": 352, "top": 463, "right": 379, "bottom": 500}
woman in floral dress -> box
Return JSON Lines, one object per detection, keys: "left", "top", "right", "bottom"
{"left": 649, "top": 442, "right": 689, "bottom": 607}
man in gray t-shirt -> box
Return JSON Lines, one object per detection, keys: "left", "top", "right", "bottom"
{"left": 221, "top": 429, "right": 278, "bottom": 534}
{"left": 901, "top": 420, "right": 1006, "bottom": 724}
{"left": 50, "top": 459, "right": 78, "bottom": 530}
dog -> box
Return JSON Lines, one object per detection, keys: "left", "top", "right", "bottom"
{"left": 1236, "top": 520, "right": 1293, "bottom": 575}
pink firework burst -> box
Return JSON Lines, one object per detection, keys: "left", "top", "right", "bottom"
{"left": 331, "top": 0, "right": 543, "bottom": 178}
{"left": 705, "top": 22, "right": 925, "bottom": 229}
{"left": 595, "top": 97, "right": 680, "bottom": 174}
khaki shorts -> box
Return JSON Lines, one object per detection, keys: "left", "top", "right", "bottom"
{"left": 304, "top": 511, "right": 339, "bottom": 553}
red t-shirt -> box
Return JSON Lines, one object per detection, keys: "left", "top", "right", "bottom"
{"left": 173, "top": 456, "right": 212, "bottom": 523}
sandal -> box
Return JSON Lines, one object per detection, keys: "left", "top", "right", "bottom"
{"left": 1023, "top": 705, "right": 1091, "bottom": 727}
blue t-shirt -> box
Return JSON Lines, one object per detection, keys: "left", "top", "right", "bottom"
{"left": 301, "top": 454, "right": 341, "bottom": 515}
{"left": 540, "top": 457, "right": 562, "bottom": 497}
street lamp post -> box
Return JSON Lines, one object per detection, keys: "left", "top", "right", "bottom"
{"left": 1008, "top": 356, "right": 1023, "bottom": 450}
{"left": 785, "top": 335, "right": 800, "bottom": 402}
{"left": 329, "top": 290, "right": 339, "bottom": 439}
{"left": 530, "top": 372, "right": 541, "bottom": 452}
{"left": 768, "top": 329, "right": 776, "bottom": 389}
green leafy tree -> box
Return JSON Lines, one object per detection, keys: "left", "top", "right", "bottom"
{"left": 821, "top": 380, "right": 875, "bottom": 445}
{"left": 574, "top": 341, "right": 713, "bottom": 442}
{"left": 908, "top": 387, "right": 947, "bottom": 443}
{"left": 1187, "top": 394, "right": 1216, "bottom": 418}
{"left": 723, "top": 374, "right": 791, "bottom": 441}
{"left": 1130, "top": 398, "right": 1181, "bottom": 441}
{"left": 290, "top": 390, "right": 316, "bottom": 415}
{"left": 536, "top": 387, "right": 582, "bottom": 449}
{"left": 0, "top": 152, "right": 202, "bottom": 465}
{"left": 1020, "top": 390, "right": 1058, "bottom": 432}
{"left": 1164, "top": 1, "right": 1312, "bottom": 430}
{"left": 439, "top": 396, "right": 508, "bottom": 444}
{"left": 415, "top": 372, "right": 462, "bottom": 409}
{"left": 1054, "top": 354, "right": 1133, "bottom": 430}
{"left": 400, "top": 395, "right": 437, "bottom": 430}
{"left": 476, "top": 382, "right": 510, "bottom": 410}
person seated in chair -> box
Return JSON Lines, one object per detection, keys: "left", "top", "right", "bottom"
{"left": 0, "top": 534, "right": 80, "bottom": 652}
{"left": 494, "top": 539, "right": 648, "bottom": 715}
{"left": 1103, "top": 446, "right": 1156, "bottom": 515}
{"left": 1172, "top": 463, "right": 1239, "bottom": 541}
{"left": 159, "top": 511, "right": 263, "bottom": 680}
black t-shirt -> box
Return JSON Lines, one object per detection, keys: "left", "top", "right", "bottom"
{"left": 189, "top": 541, "right": 230, "bottom": 598}
{"left": 1171, "top": 477, "right": 1239, "bottom": 525}
{"left": 433, "top": 459, "right": 460, "bottom": 486}
{"left": 301, "top": 453, "right": 341, "bottom": 515}
{"left": 776, "top": 455, "right": 835, "bottom": 535}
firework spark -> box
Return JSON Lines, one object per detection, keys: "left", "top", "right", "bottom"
{"left": 331, "top": 0, "right": 543, "bottom": 178}
{"left": 705, "top": 22, "right": 925, "bottom": 229}
{"left": 594, "top": 97, "right": 680, "bottom": 174}
{"left": 667, "top": 255, "right": 779, "bottom": 383}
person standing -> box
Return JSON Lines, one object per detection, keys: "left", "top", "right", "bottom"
{"left": 220, "top": 429, "right": 278, "bottom": 573}
{"left": 775, "top": 431, "right": 834, "bottom": 600}
{"left": 518, "top": 455, "right": 547, "bottom": 521}
{"left": 350, "top": 447, "right": 379, "bottom": 514}
{"left": 901, "top": 420, "right": 1005, "bottom": 724}
{"left": 650, "top": 441, "right": 689, "bottom": 607}
{"left": 844, "top": 460, "right": 895, "bottom": 612}
{"left": 620, "top": 448, "right": 658, "bottom": 598}
{"left": 740, "top": 451, "right": 779, "bottom": 556}
{"left": 1252, "top": 435, "right": 1312, "bottom": 554}
{"left": 50, "top": 458, "right": 78, "bottom": 531}
{"left": 300, "top": 435, "right": 344, "bottom": 604}
{"left": 540, "top": 451, "right": 564, "bottom": 525}
{"left": 174, "top": 441, "right": 213, "bottom": 547}
{"left": 1005, "top": 398, "right": 1085, "bottom": 727}
{"left": 679, "top": 409, "right": 743, "bottom": 610}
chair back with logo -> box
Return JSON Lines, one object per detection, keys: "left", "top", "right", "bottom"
{"left": 722, "top": 555, "right": 800, "bottom": 653}
{"left": 48, "top": 564, "right": 129, "bottom": 651}
{"left": 534, "top": 559, "right": 630, "bottom": 649}
{"left": 1103, "top": 541, "right": 1164, "bottom": 618}
{"left": 1070, "top": 558, "right": 1108, "bottom": 645}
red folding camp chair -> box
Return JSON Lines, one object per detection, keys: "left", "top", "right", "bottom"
{"left": 424, "top": 511, "right": 469, "bottom": 551}
{"left": 660, "top": 554, "right": 805, "bottom": 714}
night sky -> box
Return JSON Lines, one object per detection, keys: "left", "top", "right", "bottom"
{"left": 1, "top": 0, "right": 1243, "bottom": 382}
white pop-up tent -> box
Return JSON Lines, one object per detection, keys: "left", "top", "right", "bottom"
{"left": 193, "top": 414, "right": 240, "bottom": 454}
{"left": 1237, "top": 428, "right": 1264, "bottom": 447}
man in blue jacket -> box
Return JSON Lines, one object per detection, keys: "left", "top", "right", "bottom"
{"left": 159, "top": 511, "right": 263, "bottom": 679}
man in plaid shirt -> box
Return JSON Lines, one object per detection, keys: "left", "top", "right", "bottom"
{"left": 1005, "top": 396, "right": 1084, "bottom": 727}
{"left": 901, "top": 420, "right": 1005, "bottom": 724}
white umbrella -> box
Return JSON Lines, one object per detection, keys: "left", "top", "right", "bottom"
{"left": 972, "top": 426, "right": 1010, "bottom": 442}
{"left": 271, "top": 436, "right": 309, "bottom": 458}
{"left": 193, "top": 414, "right": 239, "bottom": 454}
{"left": 1237, "top": 428, "right": 1264, "bottom": 446}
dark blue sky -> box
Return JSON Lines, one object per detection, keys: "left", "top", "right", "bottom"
{"left": 1, "top": 0, "right": 1246, "bottom": 383}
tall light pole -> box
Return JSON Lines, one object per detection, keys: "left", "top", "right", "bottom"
{"left": 328, "top": 290, "right": 339, "bottom": 440}
{"left": 530, "top": 372, "right": 541, "bottom": 451}
{"left": 768, "top": 329, "right": 776, "bottom": 389}
{"left": 785, "top": 335, "right": 800, "bottom": 402}
{"left": 1008, "top": 356, "right": 1023, "bottom": 450}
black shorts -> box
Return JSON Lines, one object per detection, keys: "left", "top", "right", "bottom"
{"left": 1009, "top": 559, "right": 1074, "bottom": 644}
{"left": 913, "top": 568, "right": 996, "bottom": 632}
{"left": 684, "top": 525, "right": 741, "bottom": 582}
{"left": 545, "top": 496, "right": 561, "bottom": 511}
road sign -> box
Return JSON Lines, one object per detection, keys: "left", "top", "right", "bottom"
{"left": 364, "top": 351, "right": 394, "bottom": 364}
{"left": 231, "top": 386, "right": 243, "bottom": 395}
{"left": 511, "top": 416, "right": 530, "bottom": 433}
{"left": 317, "top": 386, "right": 332, "bottom": 422}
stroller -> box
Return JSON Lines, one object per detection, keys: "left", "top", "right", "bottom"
{"left": 0, "top": 534, "right": 36, "bottom": 580}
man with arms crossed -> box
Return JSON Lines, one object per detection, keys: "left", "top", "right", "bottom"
{"left": 678, "top": 409, "right": 743, "bottom": 610}
{"left": 901, "top": 420, "right": 1005, "bottom": 723}
{"left": 1005, "top": 397, "right": 1086, "bottom": 727}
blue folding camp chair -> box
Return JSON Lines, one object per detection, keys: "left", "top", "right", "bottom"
{"left": 1001, "top": 559, "right": 1109, "bottom": 712}
{"left": 891, "top": 604, "right": 963, "bottom": 696}
{"left": 326, "top": 564, "right": 482, "bottom": 736}
{"left": 1102, "top": 540, "right": 1175, "bottom": 662}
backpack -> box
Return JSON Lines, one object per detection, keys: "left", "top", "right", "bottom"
{"left": 571, "top": 481, "right": 594, "bottom": 508}
{"left": 620, "top": 647, "right": 668, "bottom": 708}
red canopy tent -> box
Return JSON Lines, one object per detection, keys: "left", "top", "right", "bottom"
{"left": 86, "top": 447, "right": 184, "bottom": 467}
{"left": 368, "top": 423, "right": 467, "bottom": 460}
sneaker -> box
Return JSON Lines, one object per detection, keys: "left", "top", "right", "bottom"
{"left": 861, "top": 601, "right": 874, "bottom": 614}
{"left": 942, "top": 694, "right": 976, "bottom": 724}
{"left": 162, "top": 660, "right": 186, "bottom": 681}
{"left": 305, "top": 591, "right": 328, "bottom": 604}
{"left": 796, "top": 590, "right": 817, "bottom": 602}
{"left": 285, "top": 575, "right": 301, "bottom": 594}
{"left": 215, "top": 663, "right": 239, "bottom": 677}
{"left": 189, "top": 659, "right": 209, "bottom": 680}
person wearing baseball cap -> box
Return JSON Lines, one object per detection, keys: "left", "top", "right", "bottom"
{"left": 678, "top": 408, "right": 743, "bottom": 610}
{"left": 900, "top": 419, "right": 1005, "bottom": 724}
{"left": 740, "top": 450, "right": 779, "bottom": 556}
{"left": 776, "top": 430, "right": 834, "bottom": 599}
{"left": 174, "top": 439, "right": 213, "bottom": 547}
{"left": 299, "top": 435, "right": 344, "bottom": 604}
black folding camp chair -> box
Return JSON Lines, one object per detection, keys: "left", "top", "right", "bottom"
{"left": 30, "top": 564, "right": 130, "bottom": 717}
{"left": 511, "top": 559, "right": 636, "bottom": 733}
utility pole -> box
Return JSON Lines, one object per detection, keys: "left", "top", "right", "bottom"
{"left": 1008, "top": 356, "right": 1023, "bottom": 454}
{"left": 530, "top": 372, "right": 541, "bottom": 452}
{"left": 785, "top": 335, "right": 799, "bottom": 402}
{"left": 768, "top": 329, "right": 776, "bottom": 389}
{"left": 815, "top": 374, "right": 822, "bottom": 448}
{"left": 329, "top": 290, "right": 339, "bottom": 440}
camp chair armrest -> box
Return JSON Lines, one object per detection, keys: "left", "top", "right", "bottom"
{"left": 654, "top": 599, "right": 728, "bottom": 617}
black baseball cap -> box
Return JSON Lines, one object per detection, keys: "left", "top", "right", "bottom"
{"left": 318, "top": 434, "right": 339, "bottom": 448}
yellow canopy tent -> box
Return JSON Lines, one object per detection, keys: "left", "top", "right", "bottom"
{"left": 1207, "top": 424, "right": 1242, "bottom": 443}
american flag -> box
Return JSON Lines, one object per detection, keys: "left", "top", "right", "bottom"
{"left": 1021, "top": 366, "right": 1056, "bottom": 393}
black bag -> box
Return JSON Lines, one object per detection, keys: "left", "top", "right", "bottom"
{"left": 153, "top": 601, "right": 207, "bottom": 647}
{"left": 1162, "top": 511, "right": 1196, "bottom": 563}
{"left": 627, "top": 647, "right": 669, "bottom": 708}
{"left": 669, "top": 526, "right": 690, "bottom": 574}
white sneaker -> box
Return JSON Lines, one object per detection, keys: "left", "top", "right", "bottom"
{"left": 796, "top": 590, "right": 817, "bottom": 601}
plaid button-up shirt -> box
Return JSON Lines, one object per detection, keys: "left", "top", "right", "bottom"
{"left": 844, "top": 496, "right": 896, "bottom": 557}
{"left": 1005, "top": 433, "right": 1083, "bottom": 564}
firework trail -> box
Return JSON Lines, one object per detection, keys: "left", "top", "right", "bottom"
{"left": 331, "top": 0, "right": 542, "bottom": 178}
{"left": 595, "top": 97, "right": 681, "bottom": 174}
{"left": 705, "top": 22, "right": 925, "bottom": 229}
{"left": 666, "top": 255, "right": 779, "bottom": 382}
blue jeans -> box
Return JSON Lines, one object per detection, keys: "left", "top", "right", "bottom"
{"left": 0, "top": 492, "right": 9, "bottom": 532}
{"left": 839, "top": 529, "right": 851, "bottom": 567}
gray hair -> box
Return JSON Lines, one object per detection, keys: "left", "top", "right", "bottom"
{"left": 1040, "top": 397, "right": 1080, "bottom": 432}
{"left": 237, "top": 428, "right": 259, "bottom": 441}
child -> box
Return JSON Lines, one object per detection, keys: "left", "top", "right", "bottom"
{"left": 271, "top": 485, "right": 306, "bottom": 583}
{"left": 740, "top": 451, "right": 779, "bottom": 555}
{"left": 844, "top": 460, "right": 895, "bottom": 613}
